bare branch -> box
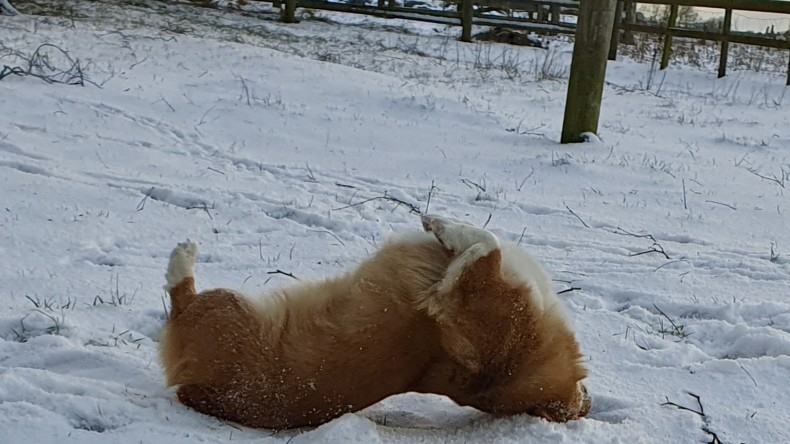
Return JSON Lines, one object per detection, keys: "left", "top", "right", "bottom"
{"left": 612, "top": 227, "right": 656, "bottom": 243}
{"left": 136, "top": 187, "right": 155, "bottom": 211}
{"left": 333, "top": 193, "right": 421, "bottom": 214}
{"left": 630, "top": 242, "right": 670, "bottom": 260}
{"left": 307, "top": 229, "right": 346, "bottom": 246}
{"left": 424, "top": 180, "right": 436, "bottom": 214}
{"left": 482, "top": 213, "right": 492, "bottom": 229}
{"left": 565, "top": 204, "right": 590, "bottom": 229}
{"left": 517, "top": 227, "right": 527, "bottom": 246}
{"left": 267, "top": 270, "right": 298, "bottom": 280}
{"left": 705, "top": 200, "right": 737, "bottom": 210}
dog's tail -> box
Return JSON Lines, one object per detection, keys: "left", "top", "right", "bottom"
{"left": 164, "top": 241, "right": 199, "bottom": 318}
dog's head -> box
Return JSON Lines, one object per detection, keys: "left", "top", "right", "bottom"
{"left": 470, "top": 325, "right": 591, "bottom": 422}
{"left": 425, "top": 283, "right": 590, "bottom": 422}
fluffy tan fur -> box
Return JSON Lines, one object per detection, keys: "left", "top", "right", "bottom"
{"left": 160, "top": 216, "right": 590, "bottom": 429}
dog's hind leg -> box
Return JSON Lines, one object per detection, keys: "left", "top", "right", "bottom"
{"left": 421, "top": 214, "right": 501, "bottom": 292}
{"left": 418, "top": 215, "right": 506, "bottom": 373}
{"left": 165, "top": 241, "right": 199, "bottom": 318}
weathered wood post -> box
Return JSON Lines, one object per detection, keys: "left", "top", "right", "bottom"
{"left": 550, "top": 4, "right": 561, "bottom": 25}
{"left": 608, "top": 0, "right": 623, "bottom": 60}
{"left": 561, "top": 0, "right": 618, "bottom": 144}
{"left": 282, "top": 0, "right": 298, "bottom": 23}
{"left": 623, "top": 0, "right": 636, "bottom": 45}
{"left": 660, "top": 4, "right": 678, "bottom": 70}
{"left": 718, "top": 8, "right": 733, "bottom": 78}
{"left": 538, "top": 4, "right": 548, "bottom": 22}
{"left": 786, "top": 53, "right": 790, "bottom": 86}
{"left": 461, "top": 0, "right": 473, "bottom": 43}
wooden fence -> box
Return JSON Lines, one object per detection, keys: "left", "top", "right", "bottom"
{"left": 612, "top": 1, "right": 790, "bottom": 84}
{"left": 279, "top": 0, "right": 580, "bottom": 37}
{"left": 271, "top": 0, "right": 790, "bottom": 84}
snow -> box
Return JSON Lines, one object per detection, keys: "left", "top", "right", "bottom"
{"left": 1, "top": 1, "right": 789, "bottom": 443}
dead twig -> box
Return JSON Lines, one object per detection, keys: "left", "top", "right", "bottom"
{"left": 630, "top": 242, "right": 670, "bottom": 260}
{"left": 745, "top": 167, "right": 786, "bottom": 189}
{"left": 305, "top": 163, "right": 317, "bottom": 182}
{"left": 738, "top": 363, "right": 758, "bottom": 387}
{"left": 517, "top": 227, "right": 527, "bottom": 246}
{"left": 482, "top": 213, "right": 492, "bottom": 229}
{"left": 515, "top": 168, "right": 535, "bottom": 191}
{"left": 136, "top": 187, "right": 154, "bottom": 211}
{"left": 424, "top": 180, "right": 436, "bottom": 214}
{"left": 654, "top": 259, "right": 690, "bottom": 272}
{"left": 267, "top": 270, "right": 298, "bottom": 280}
{"left": 185, "top": 202, "right": 214, "bottom": 220}
{"left": 333, "top": 193, "right": 421, "bottom": 214}
{"left": 661, "top": 393, "right": 703, "bottom": 417}
{"left": 662, "top": 392, "right": 723, "bottom": 444}
{"left": 307, "top": 229, "right": 346, "bottom": 246}
{"left": 703, "top": 427, "right": 723, "bottom": 444}
{"left": 460, "top": 178, "right": 486, "bottom": 192}
{"left": 682, "top": 179, "right": 688, "bottom": 210}
{"left": 613, "top": 227, "right": 657, "bottom": 243}
{"left": 565, "top": 204, "right": 590, "bottom": 229}
{"left": 705, "top": 200, "right": 737, "bottom": 210}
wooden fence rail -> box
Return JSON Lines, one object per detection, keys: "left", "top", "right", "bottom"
{"left": 611, "top": 1, "right": 790, "bottom": 84}
{"left": 270, "top": 0, "right": 790, "bottom": 84}
{"left": 279, "top": 0, "right": 580, "bottom": 36}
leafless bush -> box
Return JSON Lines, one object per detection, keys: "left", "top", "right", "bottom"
{"left": 529, "top": 45, "right": 567, "bottom": 81}
{"left": 0, "top": 43, "right": 89, "bottom": 86}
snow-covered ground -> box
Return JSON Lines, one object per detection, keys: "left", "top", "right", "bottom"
{"left": 1, "top": 1, "right": 789, "bottom": 443}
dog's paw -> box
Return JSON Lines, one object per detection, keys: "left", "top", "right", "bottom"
{"left": 421, "top": 214, "right": 499, "bottom": 254}
{"left": 165, "top": 241, "right": 198, "bottom": 290}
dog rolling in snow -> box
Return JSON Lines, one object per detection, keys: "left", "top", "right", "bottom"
{"left": 160, "top": 214, "right": 590, "bottom": 429}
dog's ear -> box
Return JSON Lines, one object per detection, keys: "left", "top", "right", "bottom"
{"left": 439, "top": 326, "right": 481, "bottom": 374}
{"left": 419, "top": 284, "right": 482, "bottom": 373}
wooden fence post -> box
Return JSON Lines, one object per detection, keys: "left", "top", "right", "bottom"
{"left": 718, "top": 8, "right": 733, "bottom": 78}
{"left": 609, "top": 0, "right": 623, "bottom": 61}
{"left": 551, "top": 4, "right": 561, "bottom": 25}
{"left": 561, "top": 0, "right": 618, "bottom": 144}
{"left": 786, "top": 53, "right": 790, "bottom": 86}
{"left": 660, "top": 4, "right": 678, "bottom": 70}
{"left": 282, "top": 0, "right": 298, "bottom": 23}
{"left": 460, "top": 0, "right": 473, "bottom": 43}
{"left": 623, "top": 0, "right": 636, "bottom": 45}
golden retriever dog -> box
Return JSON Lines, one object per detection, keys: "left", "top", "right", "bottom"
{"left": 160, "top": 214, "right": 590, "bottom": 429}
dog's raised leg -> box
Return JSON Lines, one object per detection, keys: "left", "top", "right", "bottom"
{"left": 421, "top": 214, "right": 501, "bottom": 293}
{"left": 165, "top": 241, "right": 199, "bottom": 318}
{"left": 418, "top": 215, "right": 507, "bottom": 373}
